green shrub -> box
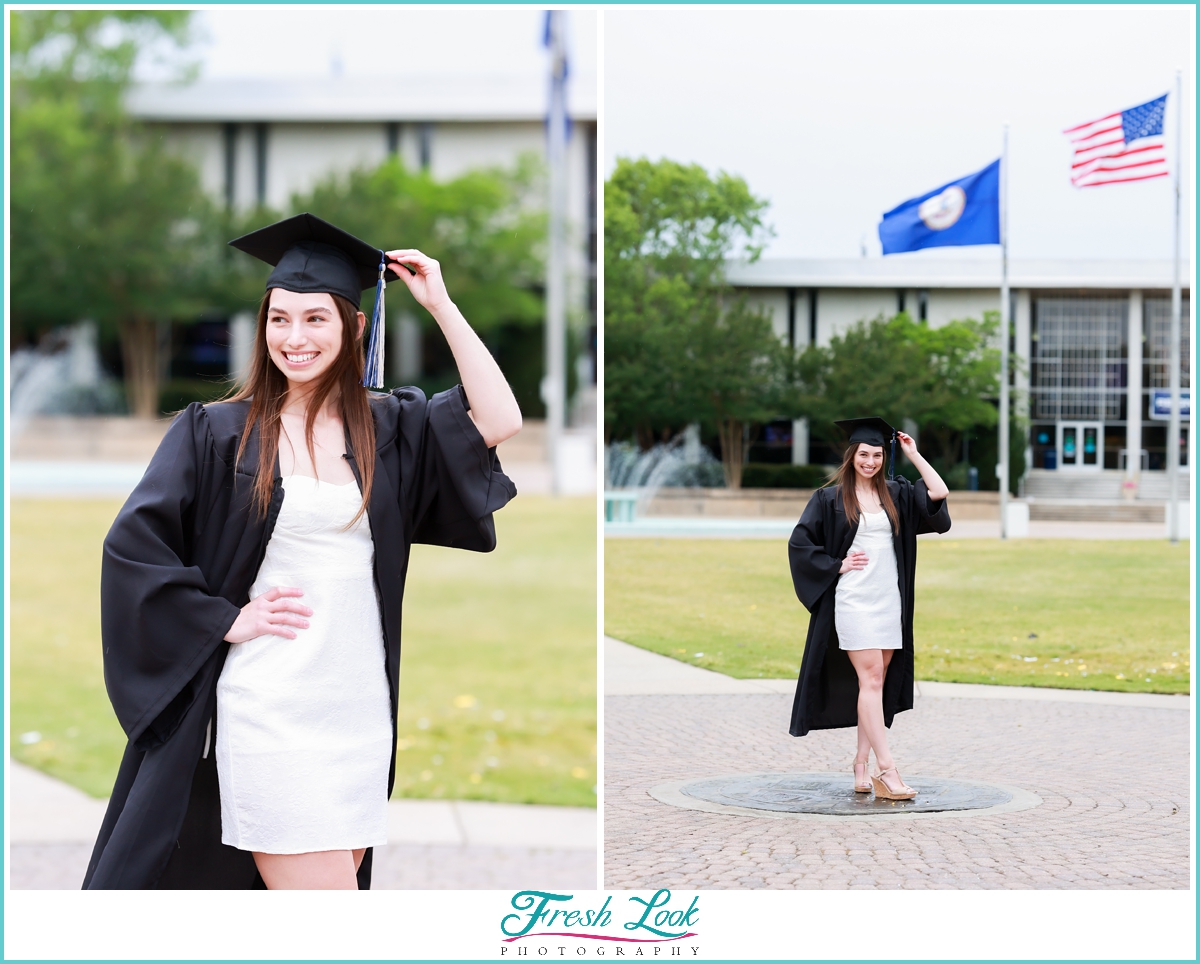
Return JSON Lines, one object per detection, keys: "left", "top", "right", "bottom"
{"left": 740, "top": 463, "right": 833, "bottom": 489}
{"left": 941, "top": 461, "right": 971, "bottom": 491}
{"left": 157, "top": 378, "right": 231, "bottom": 415}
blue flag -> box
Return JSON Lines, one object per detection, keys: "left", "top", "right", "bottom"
{"left": 878, "top": 160, "right": 1000, "bottom": 255}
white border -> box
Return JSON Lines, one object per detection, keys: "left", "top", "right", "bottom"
{"left": 4, "top": 4, "right": 1198, "bottom": 963}
{"left": 593, "top": 0, "right": 606, "bottom": 896}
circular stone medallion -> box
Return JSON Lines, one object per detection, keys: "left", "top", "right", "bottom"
{"left": 652, "top": 772, "right": 1041, "bottom": 820}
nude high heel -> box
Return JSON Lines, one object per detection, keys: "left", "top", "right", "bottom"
{"left": 852, "top": 759, "right": 872, "bottom": 793}
{"left": 870, "top": 765, "right": 916, "bottom": 800}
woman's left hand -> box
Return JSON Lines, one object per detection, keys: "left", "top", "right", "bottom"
{"left": 896, "top": 431, "right": 919, "bottom": 460}
{"left": 386, "top": 249, "right": 452, "bottom": 315}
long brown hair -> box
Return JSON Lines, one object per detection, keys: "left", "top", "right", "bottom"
{"left": 222, "top": 289, "right": 375, "bottom": 525}
{"left": 831, "top": 442, "right": 899, "bottom": 531}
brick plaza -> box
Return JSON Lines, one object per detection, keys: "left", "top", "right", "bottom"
{"left": 604, "top": 640, "right": 1191, "bottom": 889}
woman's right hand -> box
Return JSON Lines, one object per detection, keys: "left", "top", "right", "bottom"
{"left": 839, "top": 551, "right": 869, "bottom": 574}
{"left": 224, "top": 587, "right": 312, "bottom": 643}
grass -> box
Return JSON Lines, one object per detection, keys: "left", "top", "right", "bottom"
{"left": 605, "top": 537, "right": 1190, "bottom": 694}
{"left": 10, "top": 495, "right": 596, "bottom": 807}
{"left": 9, "top": 499, "right": 121, "bottom": 798}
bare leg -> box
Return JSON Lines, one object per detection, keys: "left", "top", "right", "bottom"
{"left": 853, "top": 721, "right": 871, "bottom": 790}
{"left": 254, "top": 850, "right": 360, "bottom": 890}
{"left": 848, "top": 648, "right": 909, "bottom": 794}
{"left": 855, "top": 650, "right": 890, "bottom": 765}
{"left": 855, "top": 723, "right": 872, "bottom": 764}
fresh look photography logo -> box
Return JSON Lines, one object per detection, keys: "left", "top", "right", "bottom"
{"left": 500, "top": 890, "right": 700, "bottom": 957}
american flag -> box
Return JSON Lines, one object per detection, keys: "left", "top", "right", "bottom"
{"left": 1063, "top": 94, "right": 1168, "bottom": 188}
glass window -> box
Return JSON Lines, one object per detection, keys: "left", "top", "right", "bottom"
{"left": 1145, "top": 297, "right": 1191, "bottom": 391}
{"left": 1031, "top": 297, "right": 1126, "bottom": 422}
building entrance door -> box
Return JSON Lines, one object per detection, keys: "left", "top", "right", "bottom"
{"left": 1057, "top": 421, "right": 1103, "bottom": 470}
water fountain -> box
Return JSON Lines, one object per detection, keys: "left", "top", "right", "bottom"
{"left": 10, "top": 322, "right": 125, "bottom": 447}
{"left": 604, "top": 426, "right": 724, "bottom": 522}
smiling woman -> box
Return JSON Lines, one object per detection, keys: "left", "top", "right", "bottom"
{"left": 83, "top": 213, "right": 522, "bottom": 891}
{"left": 788, "top": 416, "right": 951, "bottom": 800}
{"left": 257, "top": 289, "right": 374, "bottom": 491}
{"left": 267, "top": 289, "right": 352, "bottom": 376}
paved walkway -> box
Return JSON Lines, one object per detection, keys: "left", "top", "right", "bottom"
{"left": 9, "top": 416, "right": 571, "bottom": 497}
{"left": 606, "top": 518, "right": 1188, "bottom": 539}
{"left": 10, "top": 458, "right": 557, "bottom": 498}
{"left": 604, "top": 638, "right": 1191, "bottom": 889}
{"left": 8, "top": 761, "right": 595, "bottom": 889}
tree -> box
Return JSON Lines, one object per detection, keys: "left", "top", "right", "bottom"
{"left": 797, "top": 311, "right": 1000, "bottom": 471}
{"left": 691, "top": 298, "right": 794, "bottom": 488}
{"left": 297, "top": 155, "right": 546, "bottom": 335}
{"left": 283, "top": 156, "right": 547, "bottom": 408}
{"left": 10, "top": 11, "right": 219, "bottom": 418}
{"left": 604, "top": 156, "right": 787, "bottom": 487}
{"left": 909, "top": 310, "right": 1003, "bottom": 462}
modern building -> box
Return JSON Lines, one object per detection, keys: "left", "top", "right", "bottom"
{"left": 126, "top": 73, "right": 598, "bottom": 409}
{"left": 729, "top": 256, "right": 1191, "bottom": 500}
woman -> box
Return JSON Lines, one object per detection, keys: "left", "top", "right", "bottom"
{"left": 84, "top": 214, "right": 520, "bottom": 889}
{"left": 787, "top": 417, "right": 950, "bottom": 800}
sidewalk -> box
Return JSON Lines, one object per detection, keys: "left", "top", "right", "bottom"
{"left": 8, "top": 761, "right": 596, "bottom": 889}
{"left": 10, "top": 459, "right": 556, "bottom": 498}
{"left": 605, "top": 517, "right": 1188, "bottom": 539}
{"left": 605, "top": 636, "right": 1191, "bottom": 708}
{"left": 604, "top": 637, "right": 1191, "bottom": 889}
{"left": 9, "top": 416, "right": 570, "bottom": 498}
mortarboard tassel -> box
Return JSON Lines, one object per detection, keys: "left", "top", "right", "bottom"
{"left": 362, "top": 256, "right": 386, "bottom": 390}
{"left": 889, "top": 430, "right": 897, "bottom": 480}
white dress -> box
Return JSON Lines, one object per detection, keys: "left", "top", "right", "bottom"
{"left": 834, "top": 507, "right": 903, "bottom": 651}
{"left": 215, "top": 475, "right": 393, "bottom": 854}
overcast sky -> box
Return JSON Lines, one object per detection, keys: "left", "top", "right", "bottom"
{"left": 170, "top": 7, "right": 596, "bottom": 82}
{"left": 605, "top": 6, "right": 1194, "bottom": 262}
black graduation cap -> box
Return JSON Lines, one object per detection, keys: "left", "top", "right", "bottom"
{"left": 228, "top": 213, "right": 400, "bottom": 309}
{"left": 834, "top": 416, "right": 895, "bottom": 448}
{"left": 228, "top": 213, "right": 397, "bottom": 389}
{"left": 835, "top": 416, "right": 898, "bottom": 478}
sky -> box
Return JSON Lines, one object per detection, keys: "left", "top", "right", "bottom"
{"left": 187, "top": 7, "right": 596, "bottom": 82}
{"left": 604, "top": 6, "right": 1194, "bottom": 262}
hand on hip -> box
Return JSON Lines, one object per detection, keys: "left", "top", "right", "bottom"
{"left": 225, "top": 586, "right": 312, "bottom": 642}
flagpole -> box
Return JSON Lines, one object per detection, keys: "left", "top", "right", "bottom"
{"left": 544, "top": 11, "right": 568, "bottom": 495}
{"left": 1167, "top": 69, "right": 1183, "bottom": 542}
{"left": 999, "top": 124, "right": 1010, "bottom": 540}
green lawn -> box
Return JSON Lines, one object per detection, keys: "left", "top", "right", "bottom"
{"left": 11, "top": 495, "right": 596, "bottom": 806}
{"left": 605, "top": 537, "right": 1190, "bottom": 694}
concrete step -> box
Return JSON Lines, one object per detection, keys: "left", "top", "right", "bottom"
{"left": 11, "top": 458, "right": 562, "bottom": 497}
{"left": 1026, "top": 468, "right": 1190, "bottom": 501}
{"left": 1134, "top": 472, "right": 1193, "bottom": 500}
{"left": 1027, "top": 499, "right": 1165, "bottom": 523}
{"left": 637, "top": 487, "right": 1001, "bottom": 520}
{"left": 10, "top": 417, "right": 552, "bottom": 489}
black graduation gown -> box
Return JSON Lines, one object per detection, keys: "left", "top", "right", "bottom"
{"left": 787, "top": 476, "right": 950, "bottom": 738}
{"left": 82, "top": 385, "right": 515, "bottom": 889}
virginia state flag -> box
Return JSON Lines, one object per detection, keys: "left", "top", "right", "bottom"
{"left": 878, "top": 160, "right": 1000, "bottom": 254}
